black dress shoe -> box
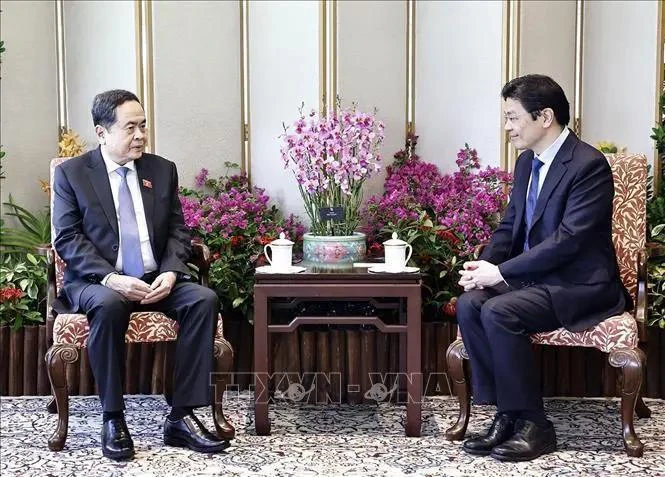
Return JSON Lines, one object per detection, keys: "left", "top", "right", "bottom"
{"left": 490, "top": 419, "right": 557, "bottom": 462}
{"left": 101, "top": 418, "right": 135, "bottom": 461}
{"left": 462, "top": 413, "right": 515, "bottom": 456}
{"left": 164, "top": 414, "right": 230, "bottom": 453}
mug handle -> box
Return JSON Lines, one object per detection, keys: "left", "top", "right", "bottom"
{"left": 263, "top": 244, "right": 273, "bottom": 265}
{"left": 404, "top": 244, "right": 413, "bottom": 266}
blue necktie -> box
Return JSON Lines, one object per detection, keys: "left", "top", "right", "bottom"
{"left": 524, "top": 157, "right": 544, "bottom": 251}
{"left": 115, "top": 167, "right": 145, "bottom": 278}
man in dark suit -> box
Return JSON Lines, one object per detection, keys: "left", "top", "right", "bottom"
{"left": 53, "top": 90, "right": 230, "bottom": 460}
{"left": 456, "top": 75, "right": 631, "bottom": 462}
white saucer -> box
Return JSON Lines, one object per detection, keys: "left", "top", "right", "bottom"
{"left": 368, "top": 265, "right": 419, "bottom": 274}
{"left": 256, "top": 265, "right": 306, "bottom": 274}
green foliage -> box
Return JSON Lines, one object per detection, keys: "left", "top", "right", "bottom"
{"left": 376, "top": 211, "right": 462, "bottom": 317}
{"left": 648, "top": 196, "right": 665, "bottom": 242}
{"left": 1, "top": 195, "right": 51, "bottom": 254}
{"left": 0, "top": 254, "right": 47, "bottom": 329}
{"left": 651, "top": 91, "right": 665, "bottom": 155}
{"left": 648, "top": 260, "right": 665, "bottom": 328}
{"left": 0, "top": 38, "right": 5, "bottom": 180}
{"left": 648, "top": 224, "right": 665, "bottom": 327}
{"left": 0, "top": 148, "right": 5, "bottom": 180}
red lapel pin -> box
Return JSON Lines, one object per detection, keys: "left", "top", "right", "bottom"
{"left": 142, "top": 179, "right": 153, "bottom": 189}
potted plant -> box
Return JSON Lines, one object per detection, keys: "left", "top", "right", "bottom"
{"left": 0, "top": 253, "right": 48, "bottom": 395}
{"left": 280, "top": 102, "right": 384, "bottom": 266}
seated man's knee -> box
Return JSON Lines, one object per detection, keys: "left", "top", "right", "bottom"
{"left": 455, "top": 290, "right": 487, "bottom": 325}
{"left": 191, "top": 284, "right": 219, "bottom": 312}
{"left": 85, "top": 290, "right": 132, "bottom": 328}
{"left": 479, "top": 297, "right": 521, "bottom": 333}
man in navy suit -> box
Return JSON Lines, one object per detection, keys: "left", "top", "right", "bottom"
{"left": 53, "top": 90, "right": 230, "bottom": 460}
{"left": 456, "top": 75, "right": 631, "bottom": 461}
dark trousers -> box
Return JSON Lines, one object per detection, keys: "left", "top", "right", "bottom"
{"left": 79, "top": 281, "right": 218, "bottom": 412}
{"left": 455, "top": 283, "right": 561, "bottom": 412}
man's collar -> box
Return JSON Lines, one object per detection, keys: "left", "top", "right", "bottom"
{"left": 535, "top": 127, "right": 569, "bottom": 166}
{"left": 100, "top": 149, "right": 136, "bottom": 175}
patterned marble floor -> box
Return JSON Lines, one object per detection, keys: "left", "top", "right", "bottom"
{"left": 1, "top": 393, "right": 664, "bottom": 477}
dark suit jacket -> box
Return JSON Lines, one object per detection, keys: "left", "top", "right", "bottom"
{"left": 52, "top": 147, "right": 192, "bottom": 313}
{"left": 480, "top": 131, "right": 632, "bottom": 332}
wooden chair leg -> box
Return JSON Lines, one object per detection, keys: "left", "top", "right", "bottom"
{"left": 163, "top": 342, "right": 175, "bottom": 406}
{"left": 46, "top": 397, "right": 58, "bottom": 414}
{"left": 636, "top": 394, "right": 651, "bottom": 419}
{"left": 212, "top": 338, "right": 236, "bottom": 440}
{"left": 445, "top": 339, "right": 471, "bottom": 441}
{"left": 45, "top": 344, "right": 79, "bottom": 451}
{"left": 609, "top": 348, "right": 646, "bottom": 457}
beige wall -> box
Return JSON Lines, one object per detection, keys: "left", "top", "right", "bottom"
{"left": 416, "top": 0, "right": 504, "bottom": 171}
{"left": 152, "top": 0, "right": 242, "bottom": 189}
{"left": 0, "top": 0, "right": 662, "bottom": 220}
{"left": 64, "top": 0, "right": 137, "bottom": 148}
{"left": 337, "top": 0, "right": 407, "bottom": 201}
{"left": 520, "top": 1, "right": 577, "bottom": 106}
{"left": 582, "top": 0, "right": 658, "bottom": 160}
{"left": 248, "top": 1, "right": 320, "bottom": 219}
{"left": 0, "top": 0, "right": 58, "bottom": 214}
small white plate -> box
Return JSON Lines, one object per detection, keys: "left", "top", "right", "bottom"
{"left": 256, "top": 265, "right": 307, "bottom": 274}
{"left": 368, "top": 265, "right": 419, "bottom": 274}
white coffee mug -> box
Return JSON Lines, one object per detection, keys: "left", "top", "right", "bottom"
{"left": 383, "top": 233, "right": 413, "bottom": 272}
{"left": 264, "top": 233, "right": 294, "bottom": 272}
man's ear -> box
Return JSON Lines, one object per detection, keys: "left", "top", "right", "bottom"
{"left": 540, "top": 108, "right": 555, "bottom": 128}
{"left": 95, "top": 125, "right": 106, "bottom": 145}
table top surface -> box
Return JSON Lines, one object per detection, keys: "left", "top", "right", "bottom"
{"left": 254, "top": 262, "right": 422, "bottom": 283}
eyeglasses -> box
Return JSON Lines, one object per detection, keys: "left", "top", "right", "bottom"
{"left": 503, "top": 110, "right": 541, "bottom": 124}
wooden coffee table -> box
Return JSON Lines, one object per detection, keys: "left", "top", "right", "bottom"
{"left": 253, "top": 264, "right": 422, "bottom": 436}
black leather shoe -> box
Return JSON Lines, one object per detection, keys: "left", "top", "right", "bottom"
{"left": 101, "top": 418, "right": 135, "bottom": 461}
{"left": 490, "top": 419, "right": 557, "bottom": 462}
{"left": 462, "top": 413, "right": 515, "bottom": 456}
{"left": 164, "top": 414, "right": 230, "bottom": 453}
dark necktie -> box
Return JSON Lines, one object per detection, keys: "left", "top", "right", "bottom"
{"left": 524, "top": 157, "right": 544, "bottom": 251}
{"left": 115, "top": 167, "right": 145, "bottom": 278}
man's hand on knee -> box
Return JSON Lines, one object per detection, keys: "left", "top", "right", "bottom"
{"left": 459, "top": 260, "right": 503, "bottom": 290}
{"left": 141, "top": 272, "right": 177, "bottom": 305}
{"left": 105, "top": 274, "right": 153, "bottom": 301}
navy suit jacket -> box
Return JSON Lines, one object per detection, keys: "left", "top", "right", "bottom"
{"left": 52, "top": 147, "right": 192, "bottom": 313}
{"left": 480, "top": 132, "right": 632, "bottom": 332}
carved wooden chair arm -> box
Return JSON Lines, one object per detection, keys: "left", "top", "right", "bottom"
{"left": 635, "top": 247, "right": 648, "bottom": 342}
{"left": 474, "top": 243, "right": 487, "bottom": 257}
{"left": 36, "top": 244, "right": 57, "bottom": 322}
{"left": 189, "top": 240, "right": 211, "bottom": 288}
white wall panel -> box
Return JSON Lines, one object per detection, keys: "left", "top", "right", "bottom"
{"left": 582, "top": 0, "right": 657, "bottom": 160}
{"left": 416, "top": 1, "right": 503, "bottom": 172}
{"left": 520, "top": 1, "right": 577, "bottom": 107}
{"left": 64, "top": 0, "right": 137, "bottom": 148}
{"left": 0, "top": 1, "right": 58, "bottom": 211}
{"left": 337, "top": 0, "right": 407, "bottom": 200}
{"left": 249, "top": 1, "right": 319, "bottom": 219}
{"left": 152, "top": 0, "right": 241, "bottom": 187}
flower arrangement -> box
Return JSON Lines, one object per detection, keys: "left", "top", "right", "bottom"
{"left": 361, "top": 135, "right": 512, "bottom": 317}
{"left": 180, "top": 163, "right": 304, "bottom": 319}
{"left": 280, "top": 103, "right": 385, "bottom": 236}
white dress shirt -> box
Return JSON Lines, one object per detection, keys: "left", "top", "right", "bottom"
{"left": 101, "top": 153, "right": 158, "bottom": 283}
{"left": 527, "top": 127, "right": 570, "bottom": 197}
